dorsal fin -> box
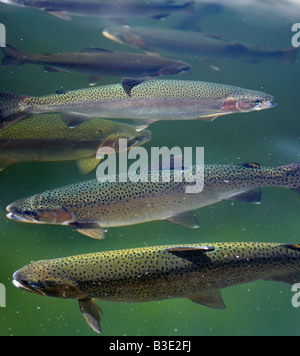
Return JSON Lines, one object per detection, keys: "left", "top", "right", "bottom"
{"left": 121, "top": 77, "right": 148, "bottom": 97}
{"left": 239, "top": 162, "right": 261, "bottom": 169}
{"left": 166, "top": 246, "right": 215, "bottom": 253}
{"left": 80, "top": 47, "right": 113, "bottom": 54}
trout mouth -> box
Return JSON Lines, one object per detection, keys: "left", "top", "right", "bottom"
{"left": 6, "top": 204, "right": 75, "bottom": 225}
{"left": 12, "top": 272, "right": 46, "bottom": 296}
{"left": 7, "top": 211, "right": 39, "bottom": 223}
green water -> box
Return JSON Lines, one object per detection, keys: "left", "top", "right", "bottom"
{"left": 0, "top": 1, "right": 300, "bottom": 336}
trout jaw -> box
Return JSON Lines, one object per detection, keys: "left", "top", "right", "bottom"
{"left": 13, "top": 268, "right": 89, "bottom": 299}
{"left": 12, "top": 278, "right": 46, "bottom": 296}
{"left": 6, "top": 204, "right": 75, "bottom": 225}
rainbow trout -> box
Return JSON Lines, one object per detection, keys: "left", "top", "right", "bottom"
{"left": 1, "top": 44, "right": 191, "bottom": 86}
{"left": 0, "top": 114, "right": 151, "bottom": 174}
{"left": 103, "top": 26, "right": 299, "bottom": 65}
{"left": 0, "top": 0, "right": 194, "bottom": 21}
{"left": 12, "top": 242, "right": 300, "bottom": 334}
{"left": 6, "top": 161, "right": 300, "bottom": 239}
{"left": 0, "top": 78, "right": 276, "bottom": 130}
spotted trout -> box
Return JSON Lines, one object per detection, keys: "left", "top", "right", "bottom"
{"left": 0, "top": 78, "right": 276, "bottom": 130}
{"left": 1, "top": 44, "right": 191, "bottom": 86}
{"left": 0, "top": 113, "right": 151, "bottom": 174}
{"left": 0, "top": 0, "right": 194, "bottom": 21}
{"left": 6, "top": 161, "right": 300, "bottom": 239}
{"left": 12, "top": 242, "right": 300, "bottom": 334}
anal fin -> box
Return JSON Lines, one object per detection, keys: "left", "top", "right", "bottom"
{"left": 189, "top": 290, "right": 226, "bottom": 310}
{"left": 165, "top": 211, "right": 200, "bottom": 229}
{"left": 78, "top": 299, "right": 103, "bottom": 334}
{"left": 226, "top": 188, "right": 262, "bottom": 204}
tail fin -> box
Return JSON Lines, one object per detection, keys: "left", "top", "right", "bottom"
{"left": 0, "top": 91, "right": 31, "bottom": 129}
{"left": 1, "top": 44, "right": 28, "bottom": 66}
{"left": 280, "top": 162, "right": 300, "bottom": 194}
{"left": 278, "top": 47, "right": 298, "bottom": 64}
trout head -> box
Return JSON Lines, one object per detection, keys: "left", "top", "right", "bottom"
{"left": 6, "top": 195, "right": 75, "bottom": 226}
{"left": 222, "top": 90, "right": 276, "bottom": 114}
{"left": 13, "top": 260, "right": 87, "bottom": 299}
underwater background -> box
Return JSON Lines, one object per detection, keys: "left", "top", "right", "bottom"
{"left": 0, "top": 0, "right": 300, "bottom": 336}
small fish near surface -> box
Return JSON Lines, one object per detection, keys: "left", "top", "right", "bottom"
{"left": 0, "top": 0, "right": 195, "bottom": 21}
{"left": 12, "top": 242, "right": 300, "bottom": 334}
{"left": 6, "top": 161, "right": 300, "bottom": 240}
{"left": 0, "top": 113, "right": 151, "bottom": 174}
{"left": 0, "top": 78, "right": 276, "bottom": 131}
{"left": 1, "top": 44, "right": 192, "bottom": 86}
{"left": 103, "top": 25, "right": 299, "bottom": 65}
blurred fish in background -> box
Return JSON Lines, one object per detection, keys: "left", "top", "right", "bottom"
{"left": 103, "top": 26, "right": 298, "bottom": 70}
{"left": 0, "top": 0, "right": 195, "bottom": 21}
{"left": 1, "top": 44, "right": 191, "bottom": 85}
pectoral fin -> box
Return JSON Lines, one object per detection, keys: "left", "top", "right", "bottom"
{"left": 189, "top": 290, "right": 226, "bottom": 310}
{"left": 70, "top": 223, "right": 106, "bottom": 239}
{"left": 198, "top": 114, "right": 225, "bottom": 122}
{"left": 87, "top": 76, "right": 102, "bottom": 86}
{"left": 0, "top": 159, "right": 14, "bottom": 172}
{"left": 165, "top": 211, "right": 200, "bottom": 229}
{"left": 133, "top": 119, "right": 155, "bottom": 132}
{"left": 78, "top": 299, "right": 103, "bottom": 334}
{"left": 76, "top": 158, "right": 100, "bottom": 175}
{"left": 47, "top": 11, "right": 72, "bottom": 21}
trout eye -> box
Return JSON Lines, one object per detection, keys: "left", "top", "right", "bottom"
{"left": 250, "top": 99, "right": 263, "bottom": 105}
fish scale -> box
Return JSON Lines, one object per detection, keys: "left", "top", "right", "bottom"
{"left": 12, "top": 242, "right": 300, "bottom": 333}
